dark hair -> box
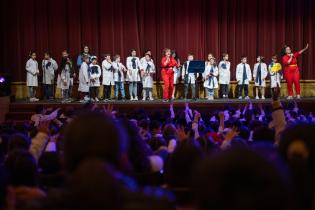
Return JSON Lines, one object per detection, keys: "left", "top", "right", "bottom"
{"left": 62, "top": 112, "right": 128, "bottom": 173}
{"left": 257, "top": 55, "right": 265, "bottom": 63}
{"left": 29, "top": 51, "right": 36, "bottom": 57}
{"left": 8, "top": 133, "right": 31, "bottom": 152}
{"left": 241, "top": 55, "right": 247, "bottom": 59}
{"left": 222, "top": 53, "right": 228, "bottom": 58}
{"left": 113, "top": 54, "right": 120, "bottom": 61}
{"left": 44, "top": 52, "right": 50, "bottom": 57}
{"left": 171, "top": 50, "right": 179, "bottom": 61}
{"left": 281, "top": 45, "right": 289, "bottom": 57}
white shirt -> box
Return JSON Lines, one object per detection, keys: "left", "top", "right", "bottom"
{"left": 102, "top": 60, "right": 114, "bottom": 86}
{"left": 26, "top": 59, "right": 39, "bottom": 87}
{"left": 236, "top": 63, "right": 252, "bottom": 85}
{"left": 218, "top": 61, "right": 231, "bottom": 85}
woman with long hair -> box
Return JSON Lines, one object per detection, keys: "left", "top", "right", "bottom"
{"left": 161, "top": 48, "right": 178, "bottom": 102}
{"left": 281, "top": 44, "right": 308, "bottom": 99}
{"left": 171, "top": 50, "right": 180, "bottom": 99}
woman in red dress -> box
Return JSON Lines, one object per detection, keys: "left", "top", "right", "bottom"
{"left": 282, "top": 43, "right": 308, "bottom": 99}
{"left": 161, "top": 48, "right": 178, "bottom": 101}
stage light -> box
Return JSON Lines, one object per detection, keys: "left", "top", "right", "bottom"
{"left": 0, "top": 76, "right": 5, "bottom": 83}
{"left": 0, "top": 74, "right": 11, "bottom": 97}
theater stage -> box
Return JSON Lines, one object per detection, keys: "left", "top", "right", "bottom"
{"left": 5, "top": 98, "right": 315, "bottom": 123}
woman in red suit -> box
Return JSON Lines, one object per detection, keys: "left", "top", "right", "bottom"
{"left": 161, "top": 48, "right": 178, "bottom": 101}
{"left": 282, "top": 43, "right": 308, "bottom": 99}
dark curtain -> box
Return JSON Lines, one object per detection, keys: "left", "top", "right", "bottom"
{"left": 0, "top": 0, "right": 314, "bottom": 82}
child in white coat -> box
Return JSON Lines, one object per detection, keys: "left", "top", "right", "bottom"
{"left": 253, "top": 56, "right": 268, "bottom": 99}
{"left": 141, "top": 53, "right": 155, "bottom": 101}
{"left": 218, "top": 53, "right": 231, "bottom": 98}
{"left": 126, "top": 49, "right": 142, "bottom": 101}
{"left": 60, "top": 51, "right": 72, "bottom": 103}
{"left": 42, "top": 52, "right": 58, "bottom": 100}
{"left": 26, "top": 52, "right": 40, "bottom": 102}
{"left": 78, "top": 55, "right": 90, "bottom": 102}
{"left": 182, "top": 53, "right": 198, "bottom": 100}
{"left": 236, "top": 56, "right": 252, "bottom": 100}
{"left": 268, "top": 55, "right": 282, "bottom": 96}
{"left": 113, "top": 54, "right": 127, "bottom": 100}
{"left": 203, "top": 56, "right": 218, "bottom": 100}
{"left": 89, "top": 56, "right": 101, "bottom": 102}
{"left": 102, "top": 54, "right": 114, "bottom": 101}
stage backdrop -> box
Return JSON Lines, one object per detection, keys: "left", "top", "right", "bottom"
{"left": 0, "top": 0, "right": 314, "bottom": 82}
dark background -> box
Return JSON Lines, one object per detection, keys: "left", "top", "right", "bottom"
{"left": 0, "top": 0, "right": 314, "bottom": 81}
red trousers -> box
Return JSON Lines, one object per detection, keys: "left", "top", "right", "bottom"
{"left": 161, "top": 69, "right": 174, "bottom": 100}
{"left": 286, "top": 69, "right": 300, "bottom": 96}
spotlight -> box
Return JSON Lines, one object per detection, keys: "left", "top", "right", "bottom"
{"left": 0, "top": 74, "right": 11, "bottom": 97}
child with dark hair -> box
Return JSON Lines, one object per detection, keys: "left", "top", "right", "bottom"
{"left": 253, "top": 56, "right": 268, "bottom": 99}
{"left": 25, "top": 52, "right": 40, "bottom": 102}
{"left": 236, "top": 56, "right": 252, "bottom": 100}
{"left": 89, "top": 56, "right": 101, "bottom": 102}
{"left": 42, "top": 52, "right": 58, "bottom": 100}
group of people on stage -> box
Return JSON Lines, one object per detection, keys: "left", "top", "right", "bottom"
{"left": 25, "top": 44, "right": 309, "bottom": 102}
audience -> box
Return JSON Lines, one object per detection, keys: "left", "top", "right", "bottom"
{"left": 0, "top": 87, "right": 315, "bottom": 210}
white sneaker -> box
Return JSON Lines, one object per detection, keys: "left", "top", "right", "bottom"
{"left": 130, "top": 96, "right": 134, "bottom": 101}
{"left": 149, "top": 97, "right": 154, "bottom": 101}
{"left": 29, "top": 98, "right": 35, "bottom": 102}
{"left": 238, "top": 96, "right": 243, "bottom": 100}
{"left": 287, "top": 96, "right": 293, "bottom": 100}
{"left": 261, "top": 96, "right": 265, "bottom": 100}
{"left": 296, "top": 95, "right": 301, "bottom": 99}
{"left": 134, "top": 96, "right": 138, "bottom": 101}
{"left": 208, "top": 96, "right": 214, "bottom": 100}
{"left": 245, "top": 96, "right": 250, "bottom": 100}
{"left": 95, "top": 98, "right": 99, "bottom": 102}
{"left": 255, "top": 96, "right": 259, "bottom": 100}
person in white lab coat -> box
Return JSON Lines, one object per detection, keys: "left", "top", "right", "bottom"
{"left": 253, "top": 56, "right": 268, "bottom": 99}
{"left": 236, "top": 56, "right": 252, "bottom": 100}
{"left": 89, "top": 56, "right": 101, "bottom": 102}
{"left": 141, "top": 53, "right": 155, "bottom": 101}
{"left": 113, "top": 54, "right": 127, "bottom": 100}
{"left": 126, "top": 49, "right": 142, "bottom": 101}
{"left": 171, "top": 50, "right": 181, "bottom": 99}
{"left": 203, "top": 56, "right": 218, "bottom": 100}
{"left": 78, "top": 55, "right": 90, "bottom": 102}
{"left": 102, "top": 54, "right": 114, "bottom": 101}
{"left": 268, "top": 55, "right": 282, "bottom": 97}
{"left": 59, "top": 51, "right": 73, "bottom": 103}
{"left": 42, "top": 52, "right": 58, "bottom": 100}
{"left": 218, "top": 53, "right": 231, "bottom": 98}
{"left": 26, "top": 52, "right": 40, "bottom": 102}
{"left": 182, "top": 53, "right": 198, "bottom": 100}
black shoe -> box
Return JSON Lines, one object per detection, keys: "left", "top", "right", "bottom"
{"left": 121, "top": 97, "right": 126, "bottom": 101}
{"left": 191, "top": 98, "right": 197, "bottom": 101}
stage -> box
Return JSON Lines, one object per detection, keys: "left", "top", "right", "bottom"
{"left": 5, "top": 98, "right": 315, "bottom": 123}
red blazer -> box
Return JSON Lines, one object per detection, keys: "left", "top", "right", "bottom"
{"left": 161, "top": 56, "right": 178, "bottom": 72}
{"left": 282, "top": 52, "right": 301, "bottom": 73}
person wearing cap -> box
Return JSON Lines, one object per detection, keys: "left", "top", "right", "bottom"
{"left": 89, "top": 56, "right": 101, "bottom": 102}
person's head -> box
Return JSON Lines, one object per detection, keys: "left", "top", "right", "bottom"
{"left": 222, "top": 53, "right": 229, "bottom": 61}
{"left": 83, "top": 55, "right": 89, "bottom": 63}
{"left": 207, "top": 53, "right": 213, "bottom": 61}
{"left": 252, "top": 126, "right": 275, "bottom": 142}
{"left": 187, "top": 53, "right": 194, "bottom": 61}
{"left": 8, "top": 133, "right": 31, "bottom": 152}
{"left": 5, "top": 149, "right": 38, "bottom": 187}
{"left": 30, "top": 51, "right": 36, "bottom": 60}
{"left": 209, "top": 57, "right": 215, "bottom": 65}
{"left": 163, "top": 48, "right": 171, "bottom": 57}
{"left": 131, "top": 49, "right": 137, "bottom": 57}
{"left": 150, "top": 120, "right": 162, "bottom": 134}
{"left": 62, "top": 50, "right": 69, "bottom": 58}
{"left": 257, "top": 55, "right": 264, "bottom": 63}
{"left": 283, "top": 45, "right": 292, "bottom": 55}
{"left": 113, "top": 54, "right": 120, "bottom": 62}
{"left": 44, "top": 52, "right": 50, "bottom": 60}
{"left": 145, "top": 53, "right": 151, "bottom": 61}
{"left": 83, "top": 46, "right": 89, "bottom": 54}
{"left": 104, "top": 53, "right": 111, "bottom": 61}
{"left": 193, "top": 148, "right": 289, "bottom": 210}
{"left": 62, "top": 112, "right": 128, "bottom": 173}
{"left": 163, "top": 123, "right": 177, "bottom": 141}
{"left": 91, "top": 56, "right": 98, "bottom": 65}
{"left": 272, "top": 55, "right": 278, "bottom": 63}
{"left": 144, "top": 49, "right": 151, "bottom": 56}
{"left": 241, "top": 55, "right": 247, "bottom": 63}
{"left": 171, "top": 50, "right": 177, "bottom": 58}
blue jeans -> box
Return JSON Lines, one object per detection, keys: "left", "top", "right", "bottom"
{"left": 28, "top": 86, "right": 36, "bottom": 98}
{"left": 207, "top": 88, "right": 214, "bottom": 97}
{"left": 129, "top": 81, "right": 137, "bottom": 98}
{"left": 43, "top": 84, "right": 53, "bottom": 99}
{"left": 62, "top": 89, "right": 69, "bottom": 99}
{"left": 115, "top": 82, "right": 125, "bottom": 98}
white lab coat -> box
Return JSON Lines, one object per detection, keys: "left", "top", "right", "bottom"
{"left": 78, "top": 62, "right": 90, "bottom": 92}
{"left": 236, "top": 63, "right": 252, "bottom": 85}
{"left": 253, "top": 62, "right": 268, "bottom": 87}
{"left": 60, "top": 63, "right": 71, "bottom": 90}
{"left": 181, "top": 61, "right": 198, "bottom": 84}
{"left": 42, "top": 58, "right": 58, "bottom": 85}
{"left": 269, "top": 62, "right": 282, "bottom": 88}
{"left": 102, "top": 60, "right": 114, "bottom": 86}
{"left": 126, "top": 56, "right": 142, "bottom": 82}
{"left": 89, "top": 64, "right": 101, "bottom": 87}
{"left": 26, "top": 59, "right": 39, "bottom": 87}
{"left": 173, "top": 66, "right": 181, "bottom": 84}
{"left": 113, "top": 61, "right": 126, "bottom": 82}
{"left": 141, "top": 59, "right": 155, "bottom": 88}
{"left": 203, "top": 63, "right": 219, "bottom": 89}
{"left": 218, "top": 61, "right": 231, "bottom": 85}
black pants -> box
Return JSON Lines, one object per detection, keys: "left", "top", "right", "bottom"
{"left": 90, "top": 87, "right": 99, "bottom": 99}
{"left": 103, "top": 85, "right": 111, "bottom": 99}
{"left": 184, "top": 83, "right": 196, "bottom": 99}
{"left": 220, "top": 84, "right": 229, "bottom": 97}
{"left": 238, "top": 84, "right": 248, "bottom": 97}
{"left": 43, "top": 84, "right": 53, "bottom": 99}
